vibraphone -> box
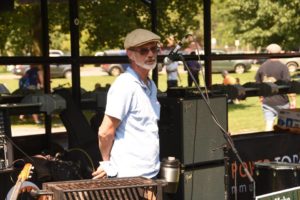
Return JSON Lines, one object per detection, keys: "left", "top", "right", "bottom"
{"left": 42, "top": 177, "right": 166, "bottom": 200}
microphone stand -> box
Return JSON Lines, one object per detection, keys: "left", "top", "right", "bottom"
{"left": 177, "top": 54, "right": 256, "bottom": 200}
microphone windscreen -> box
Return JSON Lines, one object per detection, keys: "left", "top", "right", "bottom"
{"left": 163, "top": 57, "right": 172, "bottom": 65}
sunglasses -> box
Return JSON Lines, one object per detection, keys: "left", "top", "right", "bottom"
{"left": 131, "top": 46, "right": 160, "bottom": 55}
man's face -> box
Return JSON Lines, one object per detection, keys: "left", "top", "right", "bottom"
{"left": 128, "top": 42, "right": 159, "bottom": 70}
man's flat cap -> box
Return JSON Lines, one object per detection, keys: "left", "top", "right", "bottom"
{"left": 124, "top": 28, "right": 160, "bottom": 49}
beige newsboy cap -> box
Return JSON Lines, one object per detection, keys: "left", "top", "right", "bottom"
{"left": 124, "top": 28, "right": 161, "bottom": 49}
{"left": 266, "top": 43, "right": 282, "bottom": 53}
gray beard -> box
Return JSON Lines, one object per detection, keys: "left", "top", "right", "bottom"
{"left": 135, "top": 59, "right": 157, "bottom": 70}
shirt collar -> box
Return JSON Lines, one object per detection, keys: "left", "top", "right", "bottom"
{"left": 126, "top": 67, "right": 152, "bottom": 95}
{"left": 126, "top": 67, "right": 147, "bottom": 86}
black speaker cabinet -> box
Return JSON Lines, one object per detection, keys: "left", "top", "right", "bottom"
{"left": 158, "top": 95, "right": 227, "bottom": 165}
{"left": 183, "top": 164, "right": 225, "bottom": 200}
{"left": 163, "top": 163, "right": 225, "bottom": 200}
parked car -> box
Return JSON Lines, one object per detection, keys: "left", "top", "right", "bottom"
{"left": 94, "top": 51, "right": 104, "bottom": 67}
{"left": 12, "top": 50, "right": 72, "bottom": 78}
{"left": 177, "top": 49, "right": 252, "bottom": 74}
{"left": 279, "top": 57, "right": 300, "bottom": 73}
{"left": 48, "top": 49, "right": 64, "bottom": 57}
{"left": 98, "top": 50, "right": 130, "bottom": 76}
{"left": 209, "top": 49, "right": 252, "bottom": 74}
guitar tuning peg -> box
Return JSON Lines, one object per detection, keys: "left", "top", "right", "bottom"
{"left": 28, "top": 175, "right": 32, "bottom": 179}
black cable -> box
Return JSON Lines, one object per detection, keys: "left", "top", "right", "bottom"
{"left": 4, "top": 135, "right": 34, "bottom": 163}
{"left": 4, "top": 135, "right": 35, "bottom": 186}
{"left": 67, "top": 148, "right": 95, "bottom": 171}
{"left": 9, "top": 159, "right": 25, "bottom": 169}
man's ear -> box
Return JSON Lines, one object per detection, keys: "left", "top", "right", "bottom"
{"left": 127, "top": 50, "right": 135, "bottom": 62}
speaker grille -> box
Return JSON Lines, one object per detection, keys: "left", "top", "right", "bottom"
{"left": 159, "top": 96, "right": 227, "bottom": 165}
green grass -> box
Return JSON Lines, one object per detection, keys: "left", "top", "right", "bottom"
{"left": 1, "top": 66, "right": 299, "bottom": 135}
{"left": 157, "top": 69, "right": 267, "bottom": 134}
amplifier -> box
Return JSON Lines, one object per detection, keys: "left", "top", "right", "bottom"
{"left": 0, "top": 135, "right": 13, "bottom": 170}
{"left": 158, "top": 95, "right": 227, "bottom": 165}
{"left": 158, "top": 96, "right": 227, "bottom": 199}
{"left": 0, "top": 109, "right": 13, "bottom": 170}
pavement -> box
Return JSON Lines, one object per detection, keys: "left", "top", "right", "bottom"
{"left": 11, "top": 125, "right": 66, "bottom": 137}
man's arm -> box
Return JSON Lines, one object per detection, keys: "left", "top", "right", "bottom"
{"left": 98, "top": 115, "right": 120, "bottom": 161}
{"left": 92, "top": 114, "right": 120, "bottom": 179}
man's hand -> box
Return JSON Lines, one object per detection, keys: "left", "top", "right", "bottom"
{"left": 92, "top": 166, "right": 107, "bottom": 179}
{"left": 92, "top": 161, "right": 118, "bottom": 179}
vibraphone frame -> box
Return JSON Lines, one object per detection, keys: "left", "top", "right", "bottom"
{"left": 42, "top": 177, "right": 166, "bottom": 200}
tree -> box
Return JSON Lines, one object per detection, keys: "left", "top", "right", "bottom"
{"left": 79, "top": 0, "right": 202, "bottom": 52}
{"left": 0, "top": 0, "right": 203, "bottom": 56}
{"left": 224, "top": 0, "right": 300, "bottom": 51}
{"left": 0, "top": 2, "right": 41, "bottom": 56}
{"left": 210, "top": 0, "right": 237, "bottom": 50}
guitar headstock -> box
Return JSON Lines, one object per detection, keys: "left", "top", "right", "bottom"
{"left": 18, "top": 163, "right": 33, "bottom": 182}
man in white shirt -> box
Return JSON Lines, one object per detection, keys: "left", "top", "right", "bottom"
{"left": 92, "top": 28, "right": 161, "bottom": 179}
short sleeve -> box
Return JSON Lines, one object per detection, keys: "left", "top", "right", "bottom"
{"left": 105, "top": 77, "right": 133, "bottom": 120}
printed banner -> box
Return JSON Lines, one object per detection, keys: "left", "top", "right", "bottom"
{"left": 229, "top": 131, "right": 300, "bottom": 200}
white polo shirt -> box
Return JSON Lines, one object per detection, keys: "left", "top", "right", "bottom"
{"left": 105, "top": 67, "right": 161, "bottom": 178}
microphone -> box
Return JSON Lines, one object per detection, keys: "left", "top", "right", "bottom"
{"left": 163, "top": 41, "right": 183, "bottom": 65}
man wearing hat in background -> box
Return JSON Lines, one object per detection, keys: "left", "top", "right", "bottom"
{"left": 255, "top": 43, "right": 296, "bottom": 131}
{"left": 92, "top": 28, "right": 161, "bottom": 179}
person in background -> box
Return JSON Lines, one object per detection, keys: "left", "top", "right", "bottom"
{"left": 184, "top": 33, "right": 195, "bottom": 45}
{"left": 221, "top": 70, "right": 240, "bottom": 104}
{"left": 164, "top": 35, "right": 181, "bottom": 88}
{"left": 166, "top": 61, "right": 180, "bottom": 88}
{"left": 185, "top": 41, "right": 201, "bottom": 87}
{"left": 255, "top": 43, "right": 296, "bottom": 131}
{"left": 92, "top": 28, "right": 161, "bottom": 180}
{"left": 19, "top": 65, "right": 43, "bottom": 90}
{"left": 19, "top": 65, "right": 43, "bottom": 124}
{"left": 183, "top": 33, "right": 202, "bottom": 54}
{"left": 222, "top": 70, "right": 236, "bottom": 85}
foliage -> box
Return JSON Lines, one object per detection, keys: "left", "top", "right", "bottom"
{"left": 224, "top": 0, "right": 300, "bottom": 50}
{"left": 0, "top": 0, "right": 202, "bottom": 55}
{"left": 0, "top": 2, "right": 40, "bottom": 55}
{"left": 211, "top": 0, "right": 239, "bottom": 50}
{"left": 79, "top": 0, "right": 202, "bottom": 51}
{"left": 2, "top": 0, "right": 300, "bottom": 55}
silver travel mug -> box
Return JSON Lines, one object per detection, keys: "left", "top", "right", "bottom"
{"left": 160, "top": 157, "right": 181, "bottom": 193}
